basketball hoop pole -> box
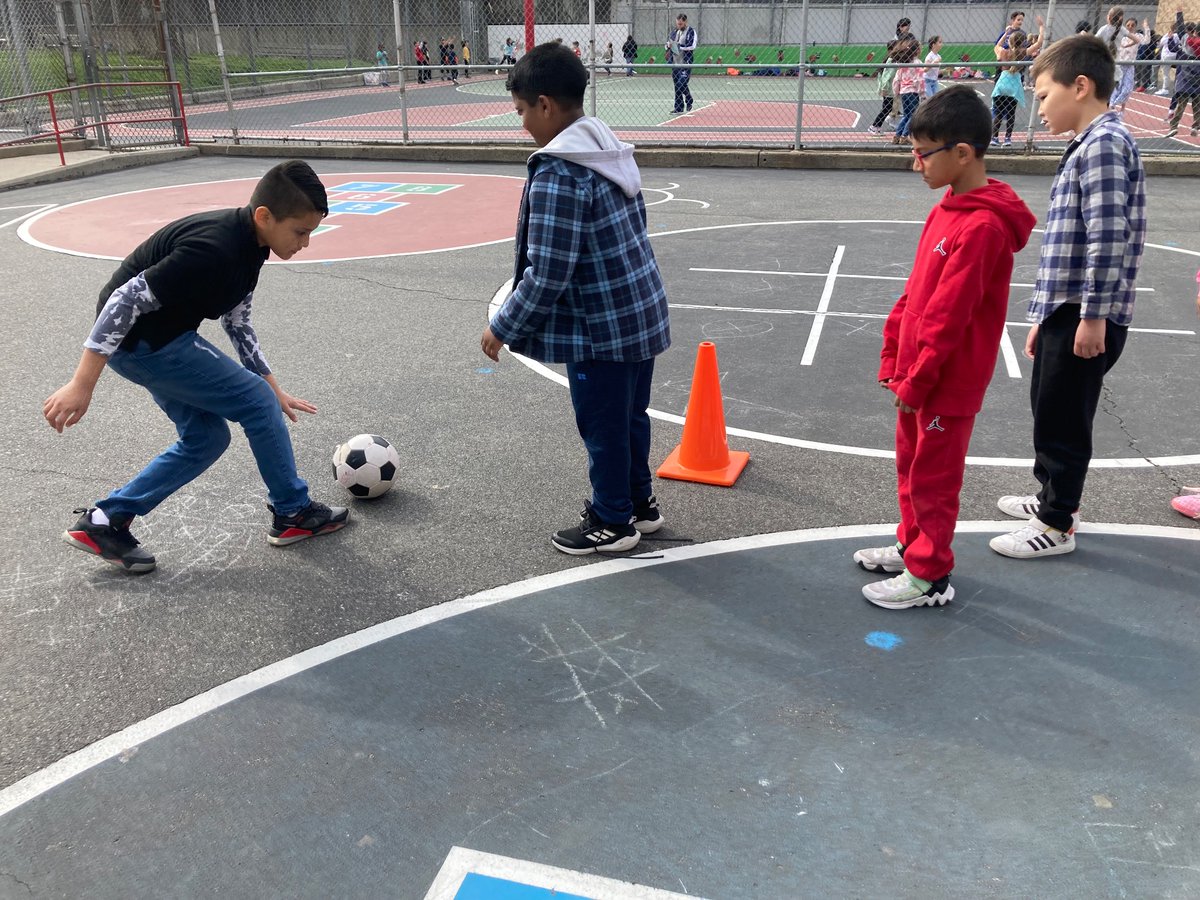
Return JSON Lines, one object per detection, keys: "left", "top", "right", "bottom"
{"left": 524, "top": 0, "right": 535, "bottom": 57}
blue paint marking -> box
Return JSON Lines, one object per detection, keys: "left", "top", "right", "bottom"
{"left": 330, "top": 180, "right": 402, "bottom": 192}
{"left": 454, "top": 872, "right": 591, "bottom": 900}
{"left": 865, "top": 631, "right": 903, "bottom": 651}
{"left": 327, "top": 200, "right": 400, "bottom": 216}
{"left": 476, "top": 367, "right": 494, "bottom": 374}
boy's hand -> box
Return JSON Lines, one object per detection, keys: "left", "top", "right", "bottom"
{"left": 1024, "top": 324, "right": 1039, "bottom": 359}
{"left": 1074, "top": 318, "right": 1106, "bottom": 358}
{"left": 893, "top": 394, "right": 915, "bottom": 414}
{"left": 275, "top": 390, "right": 316, "bottom": 423}
{"left": 481, "top": 326, "right": 503, "bottom": 362}
{"left": 43, "top": 380, "right": 93, "bottom": 433}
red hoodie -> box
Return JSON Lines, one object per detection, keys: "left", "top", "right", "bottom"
{"left": 879, "top": 178, "right": 1036, "bottom": 416}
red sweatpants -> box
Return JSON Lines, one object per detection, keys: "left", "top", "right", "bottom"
{"left": 894, "top": 408, "right": 975, "bottom": 581}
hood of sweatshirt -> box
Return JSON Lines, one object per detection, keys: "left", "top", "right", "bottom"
{"left": 530, "top": 116, "right": 641, "bottom": 198}
{"left": 937, "top": 178, "right": 1036, "bottom": 251}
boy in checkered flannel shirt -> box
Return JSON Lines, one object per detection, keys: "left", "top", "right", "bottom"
{"left": 482, "top": 43, "right": 670, "bottom": 556}
{"left": 990, "top": 36, "right": 1146, "bottom": 560}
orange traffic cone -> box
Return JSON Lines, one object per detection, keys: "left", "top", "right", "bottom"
{"left": 657, "top": 341, "right": 750, "bottom": 486}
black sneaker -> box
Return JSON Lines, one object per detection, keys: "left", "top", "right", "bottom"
{"left": 553, "top": 501, "right": 640, "bottom": 556}
{"left": 267, "top": 500, "right": 349, "bottom": 546}
{"left": 62, "top": 507, "right": 156, "bottom": 573}
{"left": 632, "top": 495, "right": 664, "bottom": 534}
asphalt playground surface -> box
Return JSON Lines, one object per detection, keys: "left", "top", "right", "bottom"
{"left": 1, "top": 156, "right": 1199, "bottom": 898}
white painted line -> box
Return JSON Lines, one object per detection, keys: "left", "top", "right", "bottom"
{"left": 998, "top": 326, "right": 1022, "bottom": 378}
{"left": 801, "top": 244, "right": 845, "bottom": 366}
{"left": 0, "top": 204, "right": 54, "bottom": 230}
{"left": 15, "top": 172, "right": 525, "bottom": 263}
{"left": 489, "top": 280, "right": 1200, "bottom": 466}
{"left": 689, "top": 266, "right": 1156, "bottom": 292}
{"left": 670, "top": 301, "right": 886, "bottom": 319}
{"left": 425, "top": 846, "right": 701, "bottom": 899}
{"left": 3, "top": 520, "right": 1197, "bottom": 822}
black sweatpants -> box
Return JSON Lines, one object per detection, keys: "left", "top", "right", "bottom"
{"left": 1030, "top": 303, "right": 1128, "bottom": 531}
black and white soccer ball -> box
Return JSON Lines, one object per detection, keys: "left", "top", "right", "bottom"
{"left": 332, "top": 434, "right": 400, "bottom": 499}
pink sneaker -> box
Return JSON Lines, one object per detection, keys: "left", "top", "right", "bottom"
{"left": 1170, "top": 494, "right": 1200, "bottom": 520}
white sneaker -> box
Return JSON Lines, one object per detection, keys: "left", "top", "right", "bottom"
{"left": 1155, "top": 89, "right": 1170, "bottom": 96}
{"left": 997, "top": 494, "right": 1041, "bottom": 519}
{"left": 862, "top": 572, "right": 954, "bottom": 610}
{"left": 989, "top": 519, "right": 1075, "bottom": 559}
{"left": 853, "top": 543, "right": 904, "bottom": 573}
{"left": 867, "top": 124, "right": 881, "bottom": 134}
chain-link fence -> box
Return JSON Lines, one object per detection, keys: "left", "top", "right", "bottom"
{"left": 3, "top": 0, "right": 1199, "bottom": 154}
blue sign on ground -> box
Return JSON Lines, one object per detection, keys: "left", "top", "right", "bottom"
{"left": 454, "top": 872, "right": 592, "bottom": 900}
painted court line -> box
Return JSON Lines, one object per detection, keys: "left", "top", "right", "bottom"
{"left": 800, "top": 243, "right": 845, "bottom": 366}
{"left": 691, "top": 266, "right": 1158, "bottom": 292}
{"left": 3, "top": 521, "right": 1197, "bottom": 822}
{"left": 425, "top": 847, "right": 699, "bottom": 899}
{"left": 0, "top": 205, "right": 54, "bottom": 230}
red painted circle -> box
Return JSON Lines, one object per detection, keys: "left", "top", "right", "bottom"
{"left": 21, "top": 172, "right": 525, "bottom": 263}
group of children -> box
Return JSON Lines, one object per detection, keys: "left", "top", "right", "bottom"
{"left": 869, "top": 34, "right": 950, "bottom": 142}
{"left": 47, "top": 38, "right": 1182, "bottom": 615}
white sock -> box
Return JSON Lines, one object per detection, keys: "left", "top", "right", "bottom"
{"left": 89, "top": 508, "right": 110, "bottom": 526}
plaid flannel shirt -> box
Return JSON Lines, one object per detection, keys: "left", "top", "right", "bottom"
{"left": 490, "top": 154, "right": 670, "bottom": 364}
{"left": 1027, "top": 111, "right": 1145, "bottom": 325}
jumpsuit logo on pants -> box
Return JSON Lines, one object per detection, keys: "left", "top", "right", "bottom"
{"left": 926, "top": 416, "right": 945, "bottom": 432}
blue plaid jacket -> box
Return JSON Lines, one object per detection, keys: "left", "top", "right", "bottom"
{"left": 490, "top": 154, "right": 670, "bottom": 364}
{"left": 1027, "top": 111, "right": 1145, "bottom": 325}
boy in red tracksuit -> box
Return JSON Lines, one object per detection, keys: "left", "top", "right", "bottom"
{"left": 854, "top": 86, "right": 1036, "bottom": 610}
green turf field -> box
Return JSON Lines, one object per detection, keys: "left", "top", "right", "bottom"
{"left": 455, "top": 73, "right": 887, "bottom": 128}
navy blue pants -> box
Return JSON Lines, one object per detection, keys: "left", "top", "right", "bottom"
{"left": 565, "top": 358, "right": 655, "bottom": 526}
{"left": 673, "top": 69, "right": 693, "bottom": 111}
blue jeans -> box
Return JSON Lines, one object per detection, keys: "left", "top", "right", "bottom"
{"left": 895, "top": 92, "right": 920, "bottom": 137}
{"left": 99, "top": 331, "right": 310, "bottom": 520}
{"left": 565, "top": 358, "right": 655, "bottom": 526}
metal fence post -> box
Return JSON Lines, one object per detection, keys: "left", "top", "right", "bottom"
{"left": 589, "top": 0, "right": 597, "bottom": 117}
{"left": 3, "top": 0, "right": 37, "bottom": 135}
{"left": 53, "top": 0, "right": 85, "bottom": 128}
{"left": 1022, "top": 0, "right": 1056, "bottom": 153}
{"left": 793, "top": 0, "right": 809, "bottom": 148}
{"left": 207, "top": 0, "right": 240, "bottom": 144}
{"left": 392, "top": 0, "right": 409, "bottom": 143}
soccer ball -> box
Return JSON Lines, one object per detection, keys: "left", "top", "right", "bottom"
{"left": 332, "top": 434, "right": 400, "bottom": 499}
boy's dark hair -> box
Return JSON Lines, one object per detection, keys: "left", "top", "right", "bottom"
{"left": 1030, "top": 34, "right": 1115, "bottom": 101}
{"left": 506, "top": 42, "right": 588, "bottom": 106}
{"left": 249, "top": 159, "right": 328, "bottom": 219}
{"left": 1075, "top": 19, "right": 1092, "bottom": 33}
{"left": 677, "top": 13, "right": 687, "bottom": 21}
{"left": 897, "top": 17, "right": 911, "bottom": 27}
{"left": 909, "top": 85, "right": 992, "bottom": 156}
{"left": 1010, "top": 10, "right": 1024, "bottom": 21}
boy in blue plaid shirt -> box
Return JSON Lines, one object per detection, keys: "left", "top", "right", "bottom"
{"left": 482, "top": 43, "right": 671, "bottom": 555}
{"left": 990, "top": 36, "right": 1146, "bottom": 559}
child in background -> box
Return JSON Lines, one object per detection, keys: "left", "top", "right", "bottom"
{"left": 482, "top": 44, "right": 671, "bottom": 555}
{"left": 924, "top": 35, "right": 944, "bottom": 97}
{"left": 890, "top": 36, "right": 923, "bottom": 144}
{"left": 856, "top": 86, "right": 1035, "bottom": 608}
{"left": 868, "top": 40, "right": 897, "bottom": 133}
{"left": 461, "top": 40, "right": 471, "bottom": 77}
{"left": 991, "top": 22, "right": 1044, "bottom": 147}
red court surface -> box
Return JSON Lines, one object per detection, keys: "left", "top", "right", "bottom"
{"left": 19, "top": 172, "right": 526, "bottom": 262}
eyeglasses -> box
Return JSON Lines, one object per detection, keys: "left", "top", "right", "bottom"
{"left": 911, "top": 143, "right": 956, "bottom": 162}
{"left": 910, "top": 142, "right": 990, "bottom": 165}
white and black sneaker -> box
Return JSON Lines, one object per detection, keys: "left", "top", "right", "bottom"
{"left": 853, "top": 542, "right": 905, "bottom": 573}
{"left": 989, "top": 518, "right": 1075, "bottom": 559}
{"left": 861, "top": 572, "right": 954, "bottom": 609}
{"left": 997, "top": 494, "right": 1081, "bottom": 527}
{"left": 632, "top": 495, "right": 664, "bottom": 534}
{"left": 554, "top": 501, "right": 641, "bottom": 556}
